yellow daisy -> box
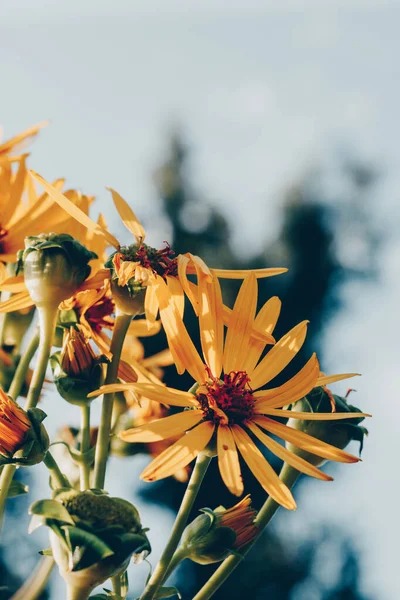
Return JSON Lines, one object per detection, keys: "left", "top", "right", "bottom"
{"left": 29, "top": 172, "right": 287, "bottom": 328}
{"left": 91, "top": 274, "right": 368, "bottom": 510}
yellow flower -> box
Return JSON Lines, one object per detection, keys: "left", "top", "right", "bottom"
{"left": 29, "top": 172, "right": 287, "bottom": 325}
{"left": 92, "top": 275, "right": 368, "bottom": 510}
{"left": 0, "top": 388, "right": 31, "bottom": 456}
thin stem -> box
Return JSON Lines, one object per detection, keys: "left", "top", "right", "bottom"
{"left": 111, "top": 574, "right": 122, "bottom": 597}
{"left": 44, "top": 451, "right": 70, "bottom": 489}
{"left": 0, "top": 464, "right": 16, "bottom": 531}
{"left": 66, "top": 585, "right": 91, "bottom": 600}
{"left": 80, "top": 405, "right": 91, "bottom": 490}
{"left": 25, "top": 306, "right": 58, "bottom": 410}
{"left": 140, "top": 453, "right": 212, "bottom": 600}
{"left": 8, "top": 328, "right": 40, "bottom": 399}
{"left": 93, "top": 310, "right": 132, "bottom": 490}
{"left": 192, "top": 463, "right": 300, "bottom": 600}
{"left": 160, "top": 547, "right": 186, "bottom": 586}
{"left": 10, "top": 557, "right": 54, "bottom": 600}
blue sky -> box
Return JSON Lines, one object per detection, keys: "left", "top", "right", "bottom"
{"left": 1, "top": 2, "right": 399, "bottom": 598}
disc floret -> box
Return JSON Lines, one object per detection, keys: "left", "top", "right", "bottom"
{"left": 197, "top": 370, "right": 255, "bottom": 425}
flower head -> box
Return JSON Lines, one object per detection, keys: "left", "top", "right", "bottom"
{"left": 93, "top": 275, "right": 369, "bottom": 510}
{"left": 179, "top": 495, "right": 258, "bottom": 564}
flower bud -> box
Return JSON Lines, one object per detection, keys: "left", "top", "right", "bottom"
{"left": 178, "top": 496, "right": 258, "bottom": 565}
{"left": 50, "top": 328, "right": 107, "bottom": 406}
{"left": 0, "top": 389, "right": 49, "bottom": 466}
{"left": 30, "top": 490, "right": 150, "bottom": 598}
{"left": 18, "top": 233, "right": 97, "bottom": 308}
{"left": 285, "top": 387, "right": 368, "bottom": 467}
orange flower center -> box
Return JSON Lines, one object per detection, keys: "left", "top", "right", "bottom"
{"left": 197, "top": 370, "right": 255, "bottom": 424}
{"left": 117, "top": 242, "right": 178, "bottom": 279}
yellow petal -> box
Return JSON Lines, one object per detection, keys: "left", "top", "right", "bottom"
{"left": 78, "top": 269, "right": 110, "bottom": 291}
{"left": 120, "top": 409, "right": 204, "bottom": 442}
{"left": 30, "top": 171, "right": 120, "bottom": 249}
{"left": 141, "top": 421, "right": 215, "bottom": 481}
{"left": 250, "top": 321, "right": 309, "bottom": 390}
{"left": 127, "top": 319, "right": 161, "bottom": 338}
{"left": 242, "top": 296, "right": 281, "bottom": 373}
{"left": 142, "top": 348, "right": 174, "bottom": 368}
{"left": 0, "top": 275, "right": 26, "bottom": 293}
{"left": 107, "top": 187, "right": 146, "bottom": 242}
{"left": 89, "top": 382, "right": 198, "bottom": 407}
{"left": 254, "top": 416, "right": 359, "bottom": 463}
{"left": 210, "top": 267, "right": 288, "bottom": 279}
{"left": 223, "top": 273, "right": 258, "bottom": 374}
{"left": 262, "top": 408, "right": 371, "bottom": 420}
{"left": 246, "top": 421, "right": 332, "bottom": 481}
{"left": 199, "top": 274, "right": 224, "bottom": 378}
{"left": 254, "top": 354, "right": 320, "bottom": 411}
{"left": 0, "top": 292, "right": 34, "bottom": 313}
{"left": 155, "top": 277, "right": 206, "bottom": 383}
{"left": 231, "top": 425, "right": 296, "bottom": 509}
{"left": 316, "top": 373, "right": 360, "bottom": 386}
{"left": 217, "top": 425, "right": 243, "bottom": 496}
{"left": 166, "top": 276, "right": 185, "bottom": 318}
{"left": 222, "top": 303, "right": 275, "bottom": 345}
{"left": 118, "top": 360, "right": 139, "bottom": 384}
{"left": 177, "top": 254, "right": 199, "bottom": 315}
{"left": 0, "top": 121, "right": 48, "bottom": 156}
{"left": 145, "top": 278, "right": 159, "bottom": 323}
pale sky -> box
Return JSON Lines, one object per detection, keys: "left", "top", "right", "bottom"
{"left": 1, "top": 2, "right": 398, "bottom": 598}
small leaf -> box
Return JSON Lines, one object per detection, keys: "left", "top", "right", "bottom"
{"left": 7, "top": 481, "right": 29, "bottom": 497}
{"left": 29, "top": 499, "right": 74, "bottom": 524}
{"left": 63, "top": 526, "right": 114, "bottom": 571}
{"left": 154, "top": 586, "right": 181, "bottom": 599}
{"left": 28, "top": 407, "right": 47, "bottom": 424}
{"left": 39, "top": 549, "right": 53, "bottom": 556}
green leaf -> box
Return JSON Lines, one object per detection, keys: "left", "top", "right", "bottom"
{"left": 29, "top": 499, "right": 74, "bottom": 525}
{"left": 62, "top": 526, "right": 114, "bottom": 571}
{"left": 39, "top": 549, "right": 53, "bottom": 556}
{"left": 154, "top": 586, "right": 181, "bottom": 599}
{"left": 7, "top": 481, "right": 29, "bottom": 497}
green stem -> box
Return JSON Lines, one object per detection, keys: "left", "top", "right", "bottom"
{"left": 10, "top": 557, "right": 54, "bottom": 600}
{"left": 160, "top": 547, "right": 186, "bottom": 586}
{"left": 192, "top": 463, "right": 300, "bottom": 600}
{"left": 140, "top": 453, "right": 212, "bottom": 600}
{"left": 112, "top": 574, "right": 122, "bottom": 597}
{"left": 25, "top": 306, "right": 58, "bottom": 410}
{"left": 66, "top": 585, "right": 91, "bottom": 600}
{"left": 80, "top": 405, "right": 91, "bottom": 490}
{"left": 0, "top": 327, "right": 42, "bottom": 531}
{"left": 93, "top": 310, "right": 132, "bottom": 490}
{"left": 44, "top": 451, "right": 70, "bottom": 489}
{"left": 8, "top": 328, "right": 40, "bottom": 399}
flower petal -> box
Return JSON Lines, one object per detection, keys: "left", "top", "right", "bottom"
{"left": 120, "top": 409, "right": 204, "bottom": 442}
{"left": 107, "top": 187, "right": 146, "bottom": 242}
{"left": 0, "top": 275, "right": 26, "bottom": 293}
{"left": 246, "top": 421, "right": 332, "bottom": 481}
{"left": 155, "top": 277, "right": 206, "bottom": 382}
{"left": 316, "top": 373, "right": 360, "bottom": 386}
{"left": 0, "top": 292, "right": 34, "bottom": 313}
{"left": 88, "top": 382, "right": 198, "bottom": 406}
{"left": 262, "top": 408, "right": 371, "bottom": 420}
{"left": 231, "top": 425, "right": 296, "bottom": 509}
{"left": 254, "top": 416, "right": 359, "bottom": 463}
{"left": 30, "top": 171, "right": 120, "bottom": 248}
{"left": 141, "top": 421, "right": 215, "bottom": 481}
{"left": 177, "top": 254, "right": 199, "bottom": 315}
{"left": 0, "top": 121, "right": 48, "bottom": 156}
{"left": 217, "top": 425, "right": 243, "bottom": 496}
{"left": 223, "top": 273, "right": 258, "bottom": 374}
{"left": 250, "top": 321, "right": 309, "bottom": 390}
{"left": 254, "top": 354, "right": 320, "bottom": 411}
{"left": 242, "top": 296, "right": 281, "bottom": 373}
{"left": 166, "top": 276, "right": 185, "bottom": 318}
{"left": 199, "top": 274, "right": 224, "bottom": 379}
{"left": 145, "top": 278, "right": 159, "bottom": 323}
{"left": 210, "top": 268, "right": 288, "bottom": 279}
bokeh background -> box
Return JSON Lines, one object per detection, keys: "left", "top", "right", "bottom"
{"left": 0, "top": 1, "right": 397, "bottom": 599}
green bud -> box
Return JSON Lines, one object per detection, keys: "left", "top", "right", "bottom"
{"left": 0, "top": 400, "right": 49, "bottom": 467}
{"left": 50, "top": 329, "right": 107, "bottom": 406}
{"left": 286, "top": 387, "right": 368, "bottom": 466}
{"left": 18, "top": 233, "right": 97, "bottom": 308}
{"left": 178, "top": 496, "right": 258, "bottom": 565}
